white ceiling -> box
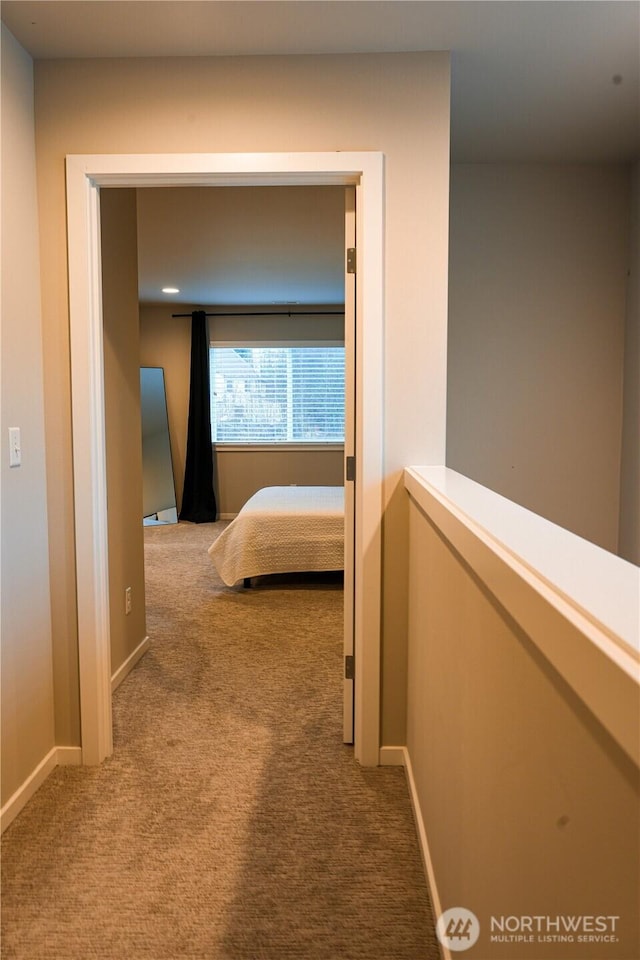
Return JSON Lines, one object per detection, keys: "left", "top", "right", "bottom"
{"left": 2, "top": 1, "right": 639, "bottom": 163}
{"left": 3, "top": 0, "right": 639, "bottom": 306}
{"left": 135, "top": 185, "right": 346, "bottom": 305}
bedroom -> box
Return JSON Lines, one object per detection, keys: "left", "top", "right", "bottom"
{"left": 101, "top": 182, "right": 353, "bottom": 730}
{"left": 135, "top": 185, "right": 347, "bottom": 518}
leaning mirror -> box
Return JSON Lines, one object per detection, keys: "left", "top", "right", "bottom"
{"left": 140, "top": 366, "right": 178, "bottom": 525}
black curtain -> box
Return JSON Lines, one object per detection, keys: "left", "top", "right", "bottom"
{"left": 179, "top": 310, "right": 217, "bottom": 522}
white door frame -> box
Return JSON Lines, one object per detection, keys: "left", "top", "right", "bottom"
{"left": 66, "top": 151, "right": 384, "bottom": 767}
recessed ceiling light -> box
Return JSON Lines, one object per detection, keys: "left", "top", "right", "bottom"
{"left": 162, "top": 287, "right": 180, "bottom": 294}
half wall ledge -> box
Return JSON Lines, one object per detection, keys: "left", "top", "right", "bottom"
{"left": 404, "top": 465, "right": 640, "bottom": 767}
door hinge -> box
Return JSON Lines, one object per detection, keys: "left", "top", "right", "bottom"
{"left": 345, "top": 655, "right": 355, "bottom": 680}
{"left": 346, "top": 247, "right": 356, "bottom": 274}
{"left": 345, "top": 456, "right": 355, "bottom": 482}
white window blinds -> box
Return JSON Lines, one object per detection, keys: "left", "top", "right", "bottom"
{"left": 210, "top": 346, "right": 345, "bottom": 443}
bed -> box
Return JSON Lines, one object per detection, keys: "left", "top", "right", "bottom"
{"left": 208, "top": 485, "right": 344, "bottom": 587}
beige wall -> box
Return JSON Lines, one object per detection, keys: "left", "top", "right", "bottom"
{"left": 139, "top": 302, "right": 345, "bottom": 515}
{"left": 447, "top": 164, "right": 629, "bottom": 555}
{"left": 407, "top": 495, "right": 640, "bottom": 959}
{"left": 215, "top": 448, "right": 343, "bottom": 517}
{"left": 101, "top": 189, "right": 147, "bottom": 678}
{"left": 32, "top": 53, "right": 449, "bottom": 748}
{"left": 619, "top": 162, "right": 640, "bottom": 564}
{"left": 1, "top": 25, "right": 55, "bottom": 804}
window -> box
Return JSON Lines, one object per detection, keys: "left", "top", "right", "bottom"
{"left": 210, "top": 345, "right": 345, "bottom": 443}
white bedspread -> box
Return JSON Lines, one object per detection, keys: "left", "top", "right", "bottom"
{"left": 208, "top": 485, "right": 344, "bottom": 586}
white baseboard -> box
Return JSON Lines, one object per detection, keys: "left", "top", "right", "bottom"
{"left": 0, "top": 745, "right": 82, "bottom": 834}
{"left": 402, "top": 746, "right": 451, "bottom": 960}
{"left": 378, "top": 745, "right": 450, "bottom": 960}
{"left": 378, "top": 745, "right": 406, "bottom": 765}
{"left": 56, "top": 746, "right": 83, "bottom": 766}
{"left": 218, "top": 513, "right": 237, "bottom": 521}
{"left": 111, "top": 635, "right": 151, "bottom": 692}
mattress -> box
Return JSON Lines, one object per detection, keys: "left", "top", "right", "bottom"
{"left": 208, "top": 485, "right": 345, "bottom": 587}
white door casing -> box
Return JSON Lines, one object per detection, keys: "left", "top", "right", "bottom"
{"left": 65, "top": 151, "right": 384, "bottom": 767}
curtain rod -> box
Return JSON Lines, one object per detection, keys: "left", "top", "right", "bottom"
{"left": 171, "top": 310, "right": 344, "bottom": 318}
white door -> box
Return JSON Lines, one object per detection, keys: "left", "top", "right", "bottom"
{"left": 343, "top": 186, "right": 356, "bottom": 743}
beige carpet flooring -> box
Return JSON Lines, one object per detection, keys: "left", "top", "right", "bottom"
{"left": 1, "top": 521, "right": 440, "bottom": 959}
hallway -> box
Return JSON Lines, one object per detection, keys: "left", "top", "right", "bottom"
{"left": 1, "top": 522, "right": 439, "bottom": 959}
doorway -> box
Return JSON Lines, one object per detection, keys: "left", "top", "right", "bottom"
{"left": 130, "top": 182, "right": 352, "bottom": 737}
{"left": 103, "top": 184, "right": 353, "bottom": 740}
{"left": 66, "top": 151, "right": 383, "bottom": 768}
